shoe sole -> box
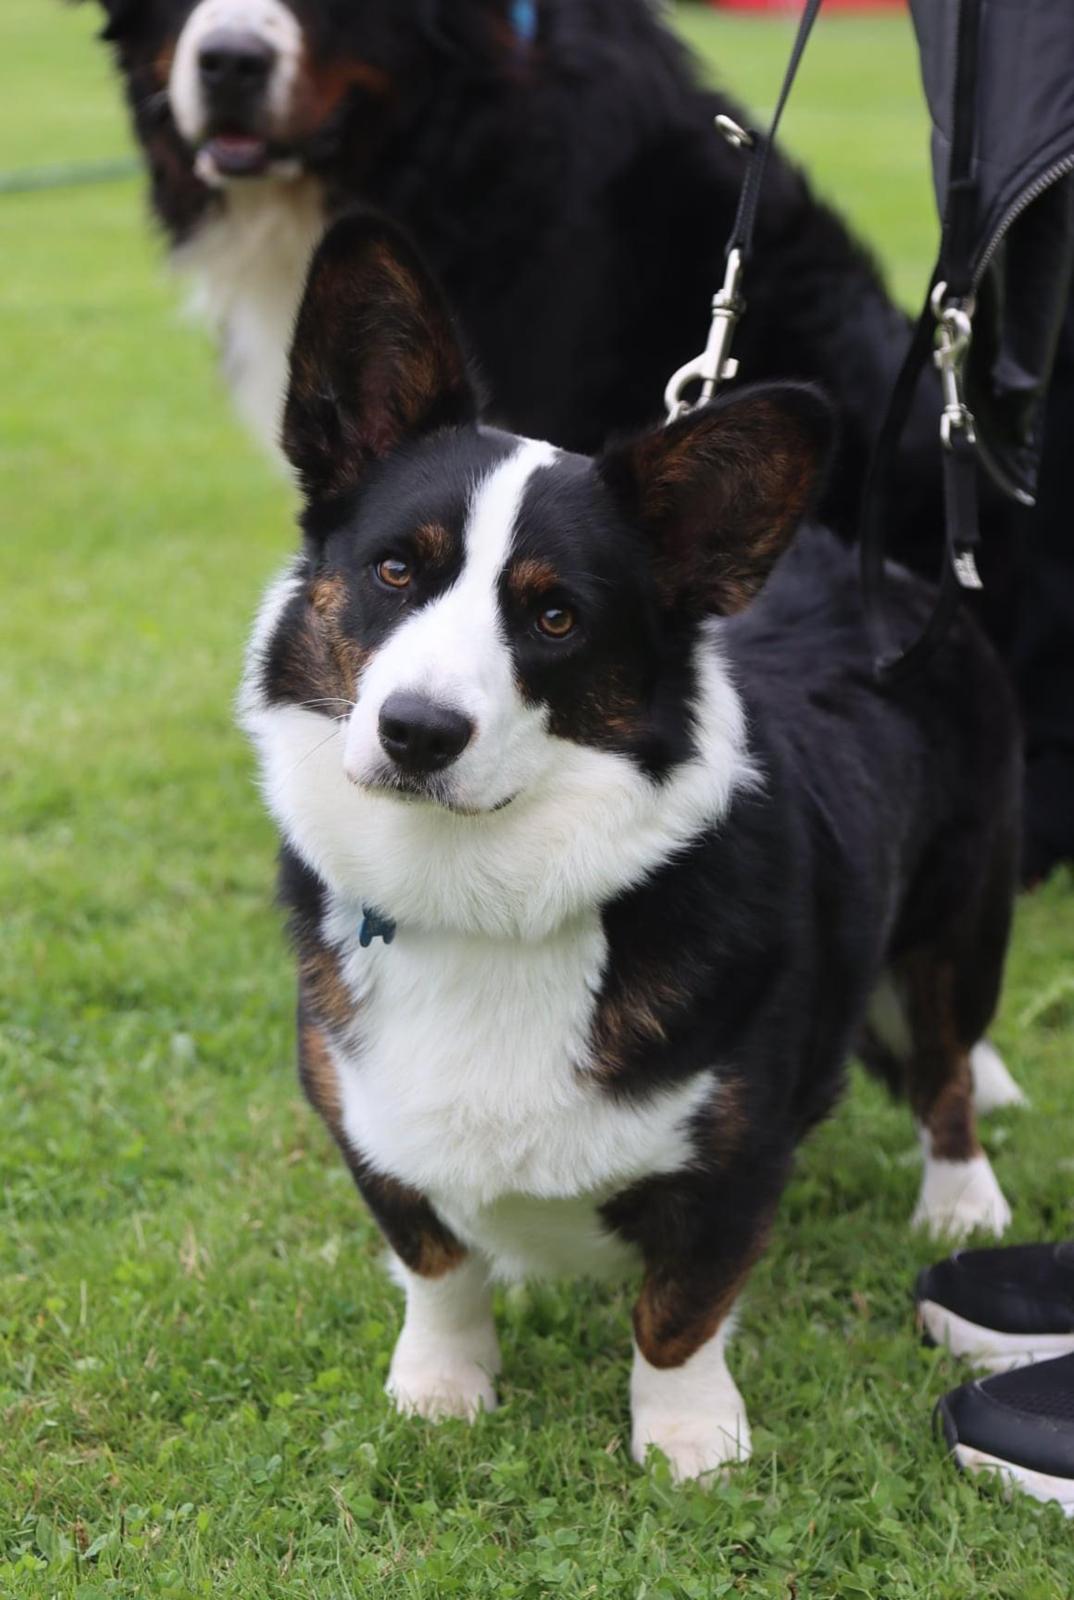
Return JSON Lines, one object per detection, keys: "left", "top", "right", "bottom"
{"left": 953, "top": 1444, "right": 1074, "bottom": 1515}
{"left": 918, "top": 1299, "right": 1074, "bottom": 1371}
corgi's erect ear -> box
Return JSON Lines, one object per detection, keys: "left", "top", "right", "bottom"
{"left": 283, "top": 213, "right": 478, "bottom": 503}
{"left": 599, "top": 384, "right": 834, "bottom": 616}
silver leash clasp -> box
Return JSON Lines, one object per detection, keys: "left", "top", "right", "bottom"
{"left": 931, "top": 280, "right": 983, "bottom": 590}
{"left": 931, "top": 280, "right": 976, "bottom": 451}
{"left": 664, "top": 246, "right": 745, "bottom": 421}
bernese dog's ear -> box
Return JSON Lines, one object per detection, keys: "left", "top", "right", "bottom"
{"left": 76, "top": 0, "right": 139, "bottom": 43}
{"left": 599, "top": 384, "right": 834, "bottom": 616}
{"left": 283, "top": 212, "right": 479, "bottom": 505}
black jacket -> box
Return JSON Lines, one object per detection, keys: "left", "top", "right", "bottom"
{"left": 911, "top": 0, "right": 1074, "bottom": 503}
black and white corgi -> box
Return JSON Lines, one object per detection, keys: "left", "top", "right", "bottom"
{"left": 240, "top": 216, "right": 1022, "bottom": 1482}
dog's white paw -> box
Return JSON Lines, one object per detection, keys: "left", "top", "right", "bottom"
{"left": 970, "top": 1040, "right": 1029, "bottom": 1114}
{"left": 913, "top": 1152, "right": 1012, "bottom": 1241}
{"left": 631, "top": 1403, "right": 752, "bottom": 1483}
{"left": 386, "top": 1353, "right": 498, "bottom": 1422}
{"left": 630, "top": 1334, "right": 750, "bottom": 1484}
{"left": 387, "top": 1254, "right": 500, "bottom": 1422}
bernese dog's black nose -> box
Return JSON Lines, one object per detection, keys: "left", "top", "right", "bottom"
{"left": 198, "top": 30, "right": 276, "bottom": 101}
{"left": 378, "top": 694, "right": 474, "bottom": 775}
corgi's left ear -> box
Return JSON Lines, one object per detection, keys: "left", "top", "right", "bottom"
{"left": 599, "top": 384, "right": 834, "bottom": 615}
{"left": 283, "top": 212, "right": 478, "bottom": 503}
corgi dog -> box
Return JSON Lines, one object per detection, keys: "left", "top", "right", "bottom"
{"left": 240, "top": 215, "right": 1020, "bottom": 1481}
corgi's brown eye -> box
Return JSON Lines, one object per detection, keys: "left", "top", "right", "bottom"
{"left": 536, "top": 605, "right": 575, "bottom": 639}
{"left": 376, "top": 557, "right": 412, "bottom": 590}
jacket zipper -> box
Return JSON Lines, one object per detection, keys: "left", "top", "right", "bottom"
{"left": 963, "top": 152, "right": 1074, "bottom": 502}
{"left": 972, "top": 151, "right": 1074, "bottom": 290}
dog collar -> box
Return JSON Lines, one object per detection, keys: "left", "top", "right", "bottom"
{"left": 359, "top": 905, "right": 397, "bottom": 948}
{"left": 511, "top": 0, "right": 538, "bottom": 46}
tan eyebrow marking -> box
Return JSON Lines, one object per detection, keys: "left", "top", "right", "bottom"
{"left": 413, "top": 521, "right": 452, "bottom": 563}
{"left": 506, "top": 556, "right": 560, "bottom": 603}
{"left": 309, "top": 573, "right": 346, "bottom": 615}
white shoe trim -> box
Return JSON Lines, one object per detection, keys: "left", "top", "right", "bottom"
{"left": 919, "top": 1299, "right": 1074, "bottom": 1372}
{"left": 954, "top": 1443, "right": 1074, "bottom": 1515}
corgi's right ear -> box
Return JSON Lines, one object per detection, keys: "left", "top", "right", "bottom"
{"left": 283, "top": 213, "right": 478, "bottom": 504}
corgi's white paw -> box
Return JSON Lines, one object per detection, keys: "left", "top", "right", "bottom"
{"left": 970, "top": 1040, "right": 1029, "bottom": 1114}
{"left": 387, "top": 1350, "right": 498, "bottom": 1421}
{"left": 630, "top": 1332, "right": 750, "bottom": 1484}
{"left": 631, "top": 1403, "right": 752, "bottom": 1483}
{"left": 914, "top": 1152, "right": 1012, "bottom": 1241}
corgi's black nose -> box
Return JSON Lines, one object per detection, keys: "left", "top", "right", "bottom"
{"left": 198, "top": 30, "right": 276, "bottom": 100}
{"left": 378, "top": 694, "right": 473, "bottom": 774}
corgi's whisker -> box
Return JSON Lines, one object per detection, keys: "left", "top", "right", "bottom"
{"left": 290, "top": 722, "right": 344, "bottom": 772}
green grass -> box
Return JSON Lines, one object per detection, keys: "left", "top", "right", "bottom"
{"left": 2, "top": 4, "right": 1073, "bottom": 1596}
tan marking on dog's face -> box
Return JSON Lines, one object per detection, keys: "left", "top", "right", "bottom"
{"left": 270, "top": 573, "right": 368, "bottom": 713}
{"left": 413, "top": 522, "right": 452, "bottom": 566}
{"left": 506, "top": 556, "right": 559, "bottom": 605}
{"left": 309, "top": 572, "right": 346, "bottom": 615}
{"left": 286, "top": 49, "right": 393, "bottom": 144}
{"left": 153, "top": 40, "right": 177, "bottom": 88}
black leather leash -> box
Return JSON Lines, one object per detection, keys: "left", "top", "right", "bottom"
{"left": 727, "top": 0, "right": 825, "bottom": 263}
{"left": 664, "top": 0, "right": 824, "bottom": 419}
{"left": 859, "top": 0, "right": 984, "bottom": 683}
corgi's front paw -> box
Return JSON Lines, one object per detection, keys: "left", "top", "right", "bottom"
{"left": 387, "top": 1352, "right": 498, "bottom": 1422}
{"left": 631, "top": 1401, "right": 752, "bottom": 1483}
{"left": 913, "top": 1152, "right": 1012, "bottom": 1241}
{"left": 630, "top": 1336, "right": 751, "bottom": 1484}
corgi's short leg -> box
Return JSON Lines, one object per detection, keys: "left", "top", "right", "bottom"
{"left": 607, "top": 1154, "right": 780, "bottom": 1485}
{"left": 387, "top": 1253, "right": 500, "bottom": 1422}
{"left": 630, "top": 1316, "right": 750, "bottom": 1483}
{"left": 298, "top": 1011, "right": 500, "bottom": 1420}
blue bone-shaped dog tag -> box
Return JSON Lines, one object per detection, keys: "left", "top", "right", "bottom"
{"left": 359, "top": 905, "right": 397, "bottom": 948}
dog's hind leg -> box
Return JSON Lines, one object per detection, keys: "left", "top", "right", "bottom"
{"left": 862, "top": 982, "right": 1027, "bottom": 1117}
{"left": 969, "top": 1038, "right": 1029, "bottom": 1112}
{"left": 899, "top": 948, "right": 1012, "bottom": 1241}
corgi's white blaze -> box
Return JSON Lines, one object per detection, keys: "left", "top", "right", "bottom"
{"left": 241, "top": 439, "right": 758, "bottom": 939}
{"left": 631, "top": 1319, "right": 751, "bottom": 1482}
{"left": 342, "top": 440, "right": 558, "bottom": 811}
{"left": 323, "top": 896, "right": 718, "bottom": 1281}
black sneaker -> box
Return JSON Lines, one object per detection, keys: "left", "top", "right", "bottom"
{"left": 916, "top": 1242, "right": 1074, "bottom": 1370}
{"left": 936, "top": 1353, "right": 1074, "bottom": 1514}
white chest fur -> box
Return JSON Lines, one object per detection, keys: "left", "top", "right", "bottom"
{"left": 174, "top": 178, "right": 327, "bottom": 454}
{"left": 322, "top": 902, "right": 715, "bottom": 1282}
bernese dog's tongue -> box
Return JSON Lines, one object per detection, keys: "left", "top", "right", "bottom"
{"left": 204, "top": 134, "right": 270, "bottom": 177}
